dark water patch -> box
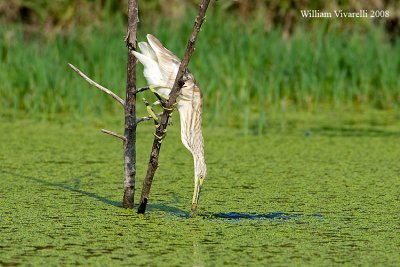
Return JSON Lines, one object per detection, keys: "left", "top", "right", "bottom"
{"left": 209, "top": 212, "right": 302, "bottom": 221}
{"left": 141, "top": 202, "right": 325, "bottom": 223}
{"left": 310, "top": 213, "right": 324, "bottom": 219}
{"left": 147, "top": 203, "right": 191, "bottom": 218}
{"left": 203, "top": 212, "right": 325, "bottom": 223}
{"left": 147, "top": 204, "right": 325, "bottom": 222}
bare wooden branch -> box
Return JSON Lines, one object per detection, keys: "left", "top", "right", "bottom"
{"left": 122, "top": 0, "right": 139, "bottom": 209}
{"left": 166, "top": 0, "right": 211, "bottom": 109}
{"left": 136, "top": 116, "right": 152, "bottom": 124}
{"left": 138, "top": 0, "right": 211, "bottom": 214}
{"left": 101, "top": 129, "right": 127, "bottom": 141}
{"left": 68, "top": 63, "right": 125, "bottom": 107}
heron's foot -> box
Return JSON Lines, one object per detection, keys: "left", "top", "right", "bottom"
{"left": 161, "top": 101, "right": 178, "bottom": 112}
{"left": 162, "top": 105, "right": 174, "bottom": 111}
{"left": 153, "top": 130, "right": 167, "bottom": 144}
{"left": 153, "top": 133, "right": 164, "bottom": 139}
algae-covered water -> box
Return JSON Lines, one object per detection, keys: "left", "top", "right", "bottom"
{"left": 1, "top": 113, "right": 399, "bottom": 266}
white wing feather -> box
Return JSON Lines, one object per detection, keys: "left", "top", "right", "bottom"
{"left": 131, "top": 50, "right": 165, "bottom": 88}
{"left": 138, "top": 42, "right": 157, "bottom": 61}
{"left": 146, "top": 34, "right": 180, "bottom": 87}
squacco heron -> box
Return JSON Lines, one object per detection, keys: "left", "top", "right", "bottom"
{"left": 132, "top": 34, "right": 206, "bottom": 211}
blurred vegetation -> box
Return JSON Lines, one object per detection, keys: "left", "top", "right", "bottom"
{"left": 1, "top": 0, "right": 400, "bottom": 37}
{"left": 0, "top": 0, "right": 400, "bottom": 132}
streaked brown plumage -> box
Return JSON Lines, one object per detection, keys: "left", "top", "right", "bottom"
{"left": 132, "top": 34, "right": 206, "bottom": 210}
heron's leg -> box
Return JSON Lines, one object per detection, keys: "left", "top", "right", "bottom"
{"left": 148, "top": 100, "right": 171, "bottom": 119}
{"left": 142, "top": 98, "right": 160, "bottom": 124}
{"left": 142, "top": 99, "right": 175, "bottom": 128}
{"left": 135, "top": 86, "right": 150, "bottom": 93}
{"left": 149, "top": 86, "right": 177, "bottom": 112}
{"left": 153, "top": 128, "right": 167, "bottom": 144}
{"left": 149, "top": 86, "right": 169, "bottom": 100}
{"left": 138, "top": 85, "right": 171, "bottom": 109}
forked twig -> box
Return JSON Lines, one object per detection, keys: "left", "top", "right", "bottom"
{"left": 68, "top": 63, "right": 125, "bottom": 107}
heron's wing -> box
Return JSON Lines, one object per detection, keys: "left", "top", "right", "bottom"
{"left": 147, "top": 34, "right": 181, "bottom": 87}
{"left": 138, "top": 42, "right": 157, "bottom": 61}
{"left": 131, "top": 50, "right": 164, "bottom": 86}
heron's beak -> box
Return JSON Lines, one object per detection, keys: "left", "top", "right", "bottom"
{"left": 191, "top": 176, "right": 205, "bottom": 212}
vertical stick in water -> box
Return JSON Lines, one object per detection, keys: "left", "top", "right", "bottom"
{"left": 123, "top": 0, "right": 139, "bottom": 208}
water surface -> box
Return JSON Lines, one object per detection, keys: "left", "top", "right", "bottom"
{"left": 0, "top": 116, "right": 399, "bottom": 266}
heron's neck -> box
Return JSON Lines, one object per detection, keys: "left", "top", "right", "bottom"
{"left": 178, "top": 85, "right": 207, "bottom": 179}
{"left": 193, "top": 145, "right": 206, "bottom": 179}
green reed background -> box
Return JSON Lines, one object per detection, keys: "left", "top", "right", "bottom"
{"left": 1, "top": 5, "right": 400, "bottom": 131}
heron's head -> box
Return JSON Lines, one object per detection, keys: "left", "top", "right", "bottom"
{"left": 191, "top": 175, "right": 205, "bottom": 212}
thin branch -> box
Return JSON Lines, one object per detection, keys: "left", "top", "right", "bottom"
{"left": 136, "top": 112, "right": 163, "bottom": 124}
{"left": 136, "top": 116, "right": 152, "bottom": 124}
{"left": 68, "top": 63, "right": 125, "bottom": 107}
{"left": 166, "top": 0, "right": 211, "bottom": 108}
{"left": 101, "top": 129, "right": 127, "bottom": 141}
{"left": 138, "top": 0, "right": 211, "bottom": 214}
